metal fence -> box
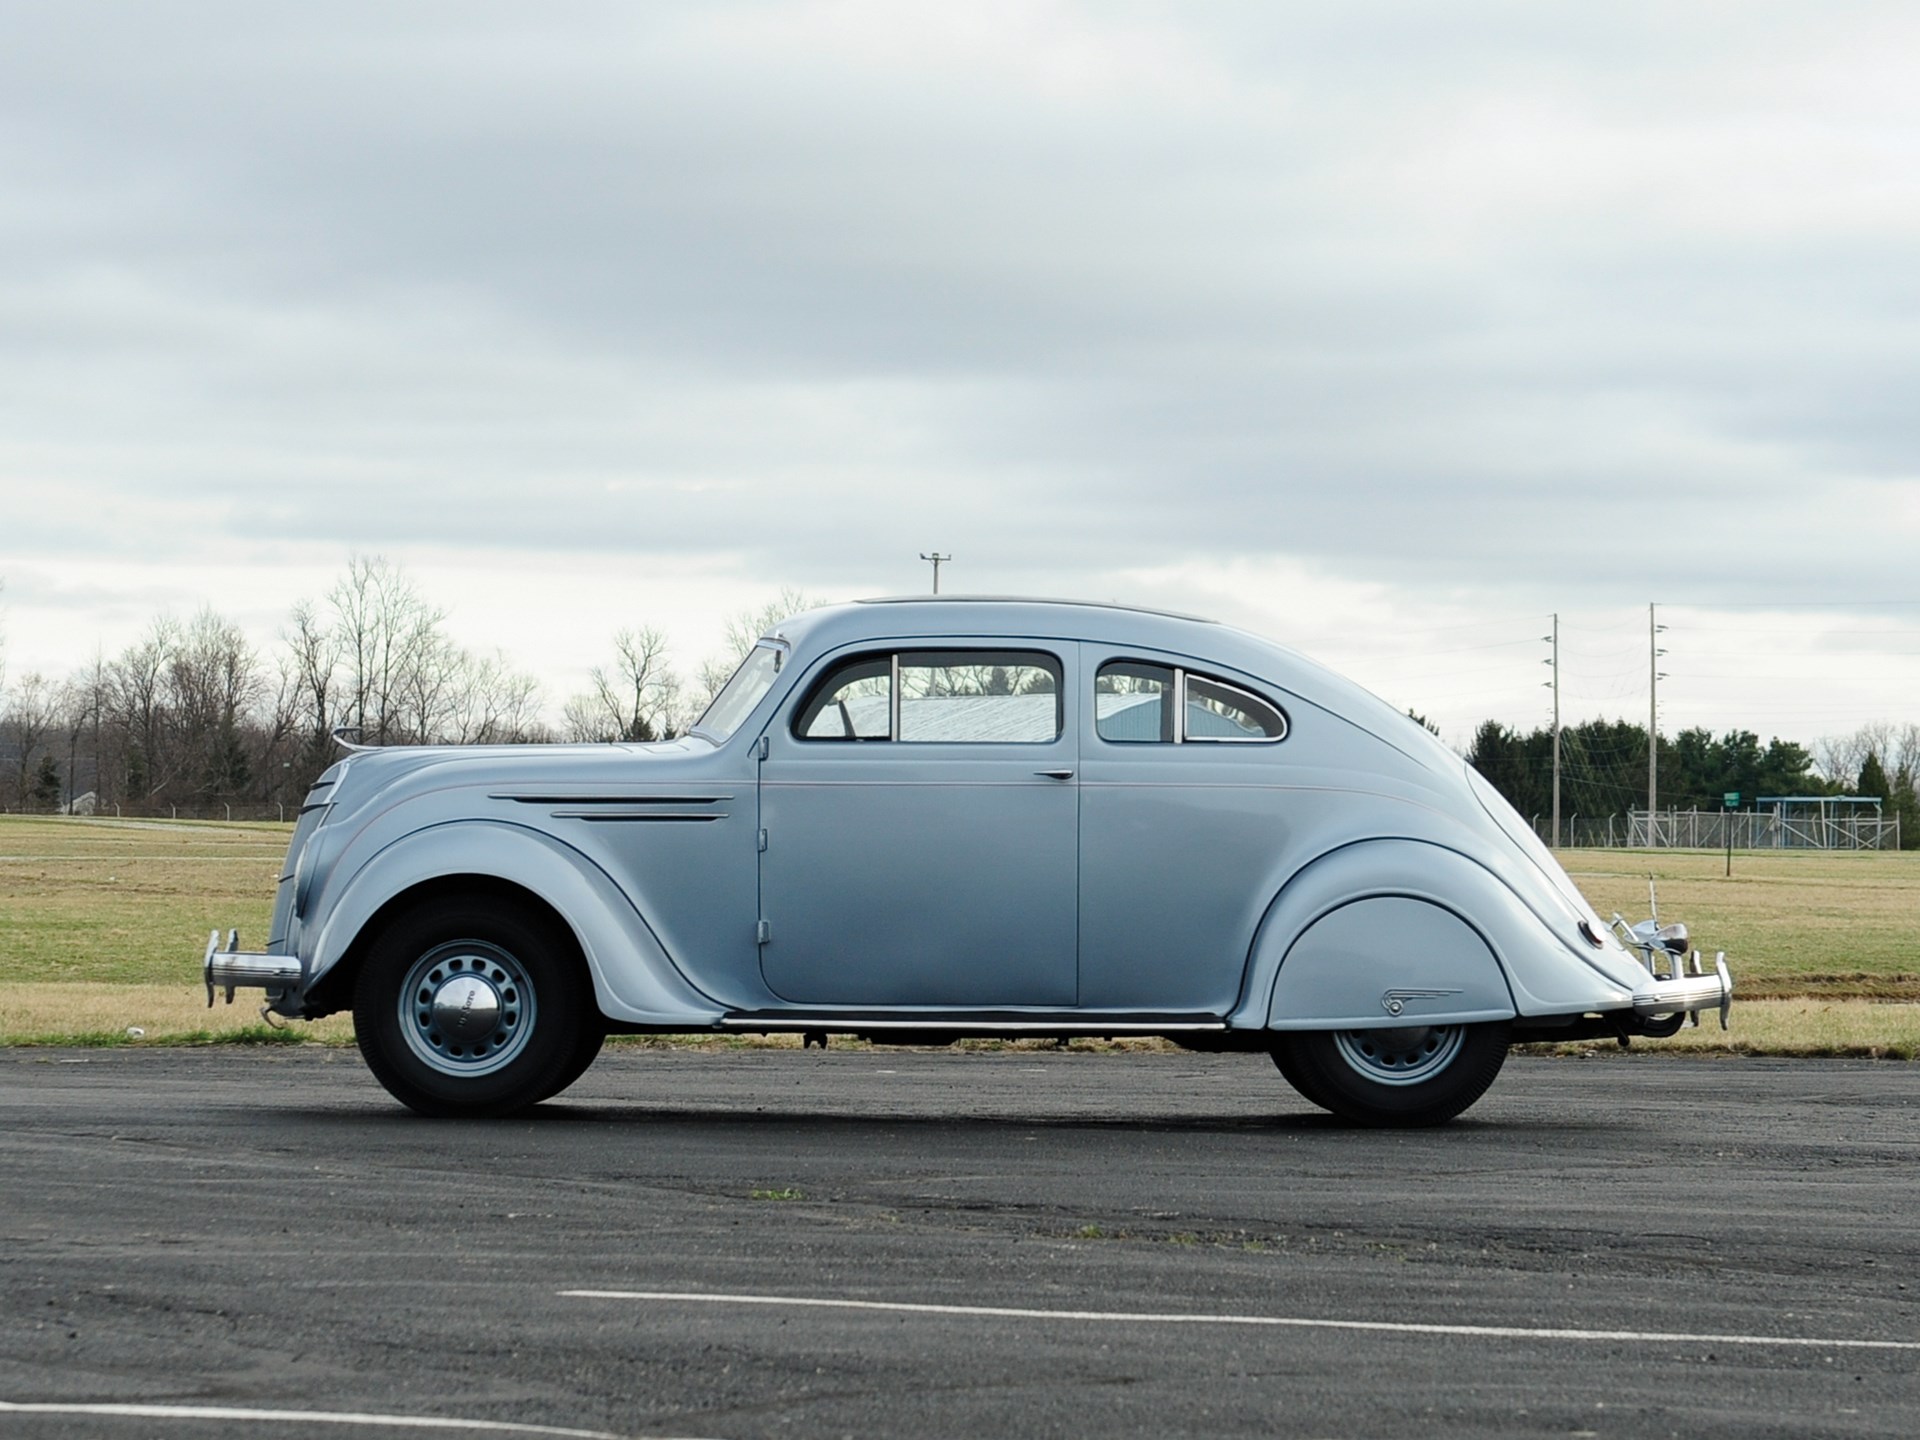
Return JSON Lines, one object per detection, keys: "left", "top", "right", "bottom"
{"left": 1534, "top": 809, "right": 1901, "bottom": 851}
{"left": 1, "top": 801, "right": 295, "bottom": 824}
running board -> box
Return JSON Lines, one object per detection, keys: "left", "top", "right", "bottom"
{"left": 720, "top": 1010, "right": 1228, "bottom": 1036}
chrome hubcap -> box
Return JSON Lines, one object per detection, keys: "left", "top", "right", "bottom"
{"left": 399, "top": 941, "right": 536, "bottom": 1078}
{"left": 431, "top": 974, "right": 502, "bottom": 1043}
{"left": 1332, "top": 1025, "right": 1464, "bottom": 1086}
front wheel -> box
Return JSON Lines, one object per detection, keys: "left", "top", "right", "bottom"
{"left": 1270, "top": 1021, "right": 1511, "bottom": 1127}
{"left": 354, "top": 895, "right": 596, "bottom": 1118}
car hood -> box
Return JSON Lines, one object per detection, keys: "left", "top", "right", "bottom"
{"left": 317, "top": 737, "right": 712, "bottom": 813}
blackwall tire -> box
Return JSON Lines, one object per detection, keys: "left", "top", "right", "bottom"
{"left": 1270, "top": 1021, "right": 1511, "bottom": 1127}
{"left": 353, "top": 895, "right": 594, "bottom": 1118}
{"left": 536, "top": 1021, "right": 607, "bottom": 1103}
{"left": 1269, "top": 1037, "right": 1330, "bottom": 1112}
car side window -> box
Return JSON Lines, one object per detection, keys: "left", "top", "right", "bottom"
{"left": 795, "top": 650, "right": 1063, "bottom": 743}
{"left": 1095, "top": 661, "right": 1174, "bottom": 742}
{"left": 1096, "top": 660, "right": 1287, "bottom": 744}
{"left": 794, "top": 656, "right": 891, "bottom": 740}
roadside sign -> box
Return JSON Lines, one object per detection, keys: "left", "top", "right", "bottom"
{"left": 1724, "top": 791, "right": 1740, "bottom": 808}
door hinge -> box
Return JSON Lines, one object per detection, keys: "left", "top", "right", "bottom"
{"left": 757, "top": 828, "right": 768, "bottom": 853}
{"left": 757, "top": 735, "right": 770, "bottom": 760}
{"left": 756, "top": 919, "right": 772, "bottom": 945}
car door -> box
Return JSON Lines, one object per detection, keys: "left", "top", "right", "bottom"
{"left": 757, "top": 644, "right": 1079, "bottom": 1008}
{"left": 1078, "top": 650, "right": 1294, "bottom": 1013}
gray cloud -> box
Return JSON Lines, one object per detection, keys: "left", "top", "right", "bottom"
{"left": 3, "top": 1, "right": 1918, "bottom": 731}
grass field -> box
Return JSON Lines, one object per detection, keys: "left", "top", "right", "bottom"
{"left": 2, "top": 816, "right": 1916, "bottom": 1054}
{"left": 1562, "top": 849, "right": 1920, "bottom": 998}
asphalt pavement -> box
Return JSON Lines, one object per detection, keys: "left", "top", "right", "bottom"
{"left": 2, "top": 1045, "right": 1916, "bottom": 1438}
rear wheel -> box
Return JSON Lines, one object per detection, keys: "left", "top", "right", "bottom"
{"left": 1268, "top": 1036, "right": 1328, "bottom": 1111}
{"left": 354, "top": 895, "right": 596, "bottom": 1118}
{"left": 1270, "top": 1021, "right": 1511, "bottom": 1127}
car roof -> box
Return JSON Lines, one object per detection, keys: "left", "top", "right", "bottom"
{"left": 855, "top": 594, "right": 1217, "bottom": 624}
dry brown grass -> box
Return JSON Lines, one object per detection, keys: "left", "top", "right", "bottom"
{"left": 1517, "top": 999, "right": 1920, "bottom": 1061}
{"left": 0, "top": 982, "right": 354, "bottom": 1046}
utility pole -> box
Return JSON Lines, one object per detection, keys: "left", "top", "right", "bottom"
{"left": 919, "top": 552, "right": 951, "bottom": 594}
{"left": 1544, "top": 613, "right": 1560, "bottom": 848}
{"left": 1649, "top": 603, "right": 1667, "bottom": 846}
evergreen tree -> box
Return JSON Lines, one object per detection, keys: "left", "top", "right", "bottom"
{"left": 32, "top": 753, "right": 61, "bottom": 812}
{"left": 1857, "top": 751, "right": 1891, "bottom": 803}
{"left": 1891, "top": 763, "right": 1920, "bottom": 851}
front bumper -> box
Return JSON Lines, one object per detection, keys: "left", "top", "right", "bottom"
{"left": 204, "top": 929, "right": 302, "bottom": 1007}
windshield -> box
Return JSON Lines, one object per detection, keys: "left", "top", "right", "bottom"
{"left": 693, "top": 642, "right": 786, "bottom": 741}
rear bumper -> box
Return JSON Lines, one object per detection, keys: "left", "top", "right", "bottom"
{"left": 1631, "top": 952, "right": 1733, "bottom": 1029}
{"left": 204, "top": 929, "right": 302, "bottom": 1007}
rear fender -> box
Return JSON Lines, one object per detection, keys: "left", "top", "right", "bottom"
{"left": 1232, "top": 840, "right": 1637, "bottom": 1031}
{"left": 1263, "top": 896, "right": 1513, "bottom": 1030}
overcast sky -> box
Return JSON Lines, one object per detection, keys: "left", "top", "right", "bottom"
{"left": 2, "top": 1, "right": 1916, "bottom": 750}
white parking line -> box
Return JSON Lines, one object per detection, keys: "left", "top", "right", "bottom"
{"left": 561, "top": 1289, "right": 1920, "bottom": 1352}
{"left": 0, "top": 1400, "right": 693, "bottom": 1438}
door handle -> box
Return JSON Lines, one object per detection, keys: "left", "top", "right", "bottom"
{"left": 1034, "top": 769, "right": 1075, "bottom": 780}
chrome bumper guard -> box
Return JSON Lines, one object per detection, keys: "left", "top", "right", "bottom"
{"left": 204, "top": 929, "right": 302, "bottom": 1007}
{"left": 1631, "top": 951, "right": 1733, "bottom": 1030}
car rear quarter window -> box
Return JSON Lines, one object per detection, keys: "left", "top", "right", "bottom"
{"left": 1096, "top": 660, "right": 1287, "bottom": 744}
{"left": 1185, "top": 673, "right": 1287, "bottom": 741}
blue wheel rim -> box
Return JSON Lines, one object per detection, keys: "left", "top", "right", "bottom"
{"left": 398, "top": 940, "right": 537, "bottom": 1079}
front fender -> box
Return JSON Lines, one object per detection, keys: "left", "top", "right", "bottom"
{"left": 307, "top": 820, "right": 725, "bottom": 1027}
{"left": 1230, "top": 839, "right": 1639, "bottom": 1031}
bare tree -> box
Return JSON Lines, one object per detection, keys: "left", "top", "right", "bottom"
{"left": 690, "top": 588, "right": 821, "bottom": 715}
{"left": 392, "top": 626, "right": 463, "bottom": 745}
{"left": 329, "top": 554, "right": 447, "bottom": 745}
{"left": 442, "top": 650, "right": 550, "bottom": 744}
{"left": 283, "top": 598, "right": 342, "bottom": 753}
{"left": 280, "top": 558, "right": 548, "bottom": 756}
{"left": 720, "top": 587, "right": 817, "bottom": 662}
{"left": 566, "top": 626, "right": 680, "bottom": 742}
{"left": 3, "top": 672, "right": 62, "bottom": 810}
{"left": 168, "top": 608, "right": 265, "bottom": 800}
{"left": 253, "top": 662, "right": 307, "bottom": 807}
{"left": 689, "top": 654, "right": 740, "bottom": 720}
{"left": 106, "top": 615, "right": 180, "bottom": 802}
{"left": 1815, "top": 722, "right": 1920, "bottom": 789}
{"left": 60, "top": 652, "right": 112, "bottom": 809}
{"left": 1813, "top": 732, "right": 1868, "bottom": 788}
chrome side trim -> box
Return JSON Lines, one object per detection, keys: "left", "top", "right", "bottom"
{"left": 491, "top": 793, "right": 734, "bottom": 804}
{"left": 720, "top": 1014, "right": 1228, "bottom": 1035}
{"left": 492, "top": 793, "right": 733, "bottom": 822}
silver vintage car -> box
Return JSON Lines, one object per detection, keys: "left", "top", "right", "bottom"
{"left": 205, "top": 598, "right": 1731, "bottom": 1125}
